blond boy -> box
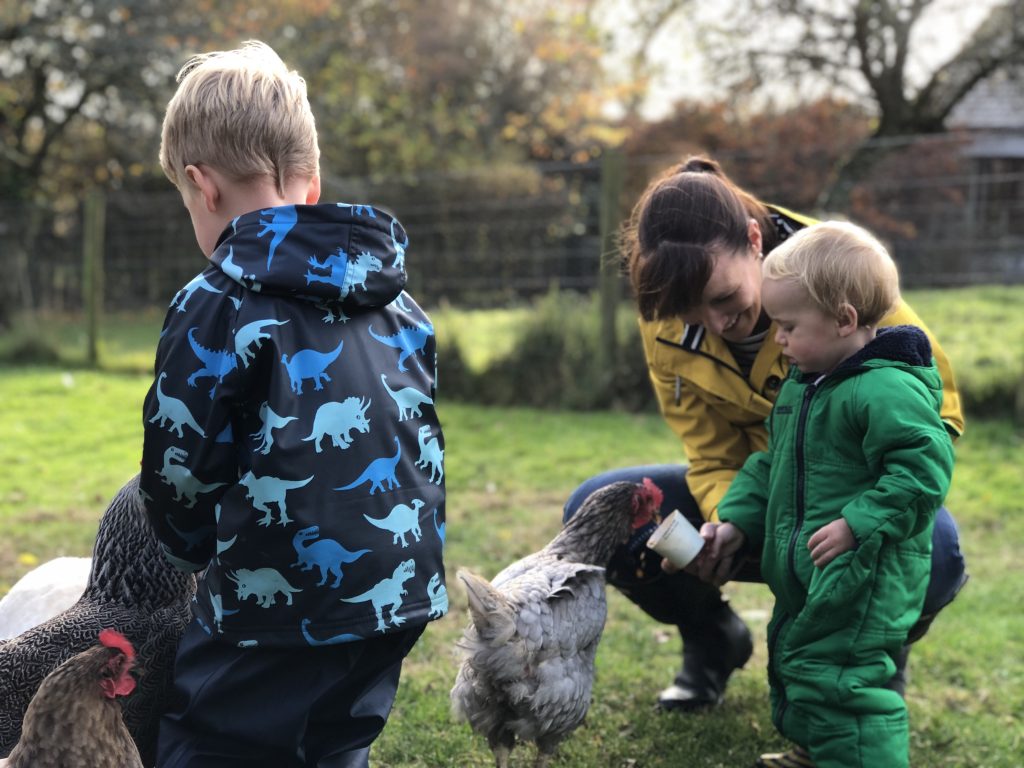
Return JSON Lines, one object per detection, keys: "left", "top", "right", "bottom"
{"left": 141, "top": 41, "right": 446, "bottom": 768}
{"left": 699, "top": 221, "right": 954, "bottom": 768}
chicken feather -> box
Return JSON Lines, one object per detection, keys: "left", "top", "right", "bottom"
{"left": 451, "top": 479, "right": 661, "bottom": 768}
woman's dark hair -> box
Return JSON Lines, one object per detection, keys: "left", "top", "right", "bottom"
{"left": 622, "top": 156, "right": 778, "bottom": 321}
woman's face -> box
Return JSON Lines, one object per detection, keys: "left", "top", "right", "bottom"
{"left": 682, "top": 248, "right": 763, "bottom": 340}
{"left": 679, "top": 221, "right": 765, "bottom": 341}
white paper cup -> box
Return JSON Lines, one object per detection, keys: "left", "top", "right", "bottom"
{"left": 646, "top": 509, "right": 705, "bottom": 568}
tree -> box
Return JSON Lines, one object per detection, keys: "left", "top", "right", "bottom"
{"left": 634, "top": 0, "right": 1024, "bottom": 210}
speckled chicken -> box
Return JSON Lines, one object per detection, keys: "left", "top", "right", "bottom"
{"left": 5, "top": 629, "right": 143, "bottom": 768}
{"left": 451, "top": 479, "right": 662, "bottom": 768}
{"left": 0, "top": 476, "right": 196, "bottom": 766}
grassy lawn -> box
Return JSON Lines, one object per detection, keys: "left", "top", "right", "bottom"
{"left": 1, "top": 284, "right": 1022, "bottom": 765}
{"left": 1, "top": 368, "right": 1022, "bottom": 766}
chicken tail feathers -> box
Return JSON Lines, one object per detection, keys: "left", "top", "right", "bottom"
{"left": 457, "top": 569, "right": 516, "bottom": 645}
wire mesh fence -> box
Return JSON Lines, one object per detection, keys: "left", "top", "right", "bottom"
{"left": 3, "top": 140, "right": 1024, "bottom": 319}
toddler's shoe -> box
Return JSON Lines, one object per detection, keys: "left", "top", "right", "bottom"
{"left": 754, "top": 745, "right": 815, "bottom": 767}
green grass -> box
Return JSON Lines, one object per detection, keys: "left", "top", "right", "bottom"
{"left": 5, "top": 285, "right": 1021, "bottom": 416}
{"left": 1, "top": 361, "right": 1022, "bottom": 766}
{"left": 1, "top": 284, "right": 1021, "bottom": 764}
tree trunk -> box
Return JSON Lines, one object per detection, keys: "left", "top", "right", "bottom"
{"left": 816, "top": 138, "right": 892, "bottom": 214}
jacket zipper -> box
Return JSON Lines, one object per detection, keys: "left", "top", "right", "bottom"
{"left": 787, "top": 382, "right": 818, "bottom": 580}
{"left": 655, "top": 336, "right": 750, "bottom": 406}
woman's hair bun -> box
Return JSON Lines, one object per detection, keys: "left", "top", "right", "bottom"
{"left": 678, "top": 156, "right": 722, "bottom": 176}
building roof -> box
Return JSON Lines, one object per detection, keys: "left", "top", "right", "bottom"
{"left": 948, "top": 67, "right": 1024, "bottom": 132}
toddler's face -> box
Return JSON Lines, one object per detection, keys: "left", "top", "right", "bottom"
{"left": 762, "top": 277, "right": 845, "bottom": 374}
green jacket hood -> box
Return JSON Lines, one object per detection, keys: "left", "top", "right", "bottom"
{"left": 800, "top": 324, "right": 942, "bottom": 407}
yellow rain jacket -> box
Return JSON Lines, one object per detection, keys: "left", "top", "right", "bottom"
{"left": 639, "top": 206, "right": 964, "bottom": 522}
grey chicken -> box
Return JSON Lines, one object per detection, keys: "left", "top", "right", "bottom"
{"left": 5, "top": 629, "right": 143, "bottom": 768}
{"left": 0, "top": 475, "right": 196, "bottom": 765}
{"left": 451, "top": 479, "right": 662, "bottom": 768}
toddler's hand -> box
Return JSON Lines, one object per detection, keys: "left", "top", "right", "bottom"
{"left": 807, "top": 518, "right": 856, "bottom": 568}
{"left": 686, "top": 522, "right": 746, "bottom": 586}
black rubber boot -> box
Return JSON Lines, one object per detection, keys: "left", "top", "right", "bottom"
{"left": 884, "top": 644, "right": 911, "bottom": 698}
{"left": 613, "top": 570, "right": 753, "bottom": 712}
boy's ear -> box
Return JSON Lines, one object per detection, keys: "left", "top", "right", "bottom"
{"left": 305, "top": 174, "right": 321, "bottom": 205}
{"left": 184, "top": 164, "right": 220, "bottom": 213}
{"left": 835, "top": 302, "right": 859, "bottom": 336}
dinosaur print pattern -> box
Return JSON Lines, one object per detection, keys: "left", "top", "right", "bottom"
{"left": 335, "top": 436, "right": 403, "bottom": 495}
{"left": 208, "top": 586, "right": 239, "bottom": 633}
{"left": 214, "top": 504, "right": 237, "bottom": 561}
{"left": 165, "top": 514, "right": 215, "bottom": 553}
{"left": 291, "top": 525, "right": 371, "bottom": 588}
{"left": 301, "top": 396, "right": 372, "bottom": 453}
{"left": 188, "top": 327, "right": 237, "bottom": 398}
{"left": 281, "top": 339, "right": 344, "bottom": 393}
{"left": 171, "top": 272, "right": 222, "bottom": 312}
{"left": 336, "top": 203, "right": 376, "bottom": 218}
{"left": 427, "top": 572, "right": 448, "bottom": 618}
{"left": 434, "top": 507, "right": 445, "bottom": 544}
{"left": 300, "top": 618, "right": 363, "bottom": 646}
{"left": 306, "top": 248, "right": 383, "bottom": 298}
{"left": 238, "top": 471, "right": 313, "bottom": 527}
{"left": 250, "top": 401, "right": 297, "bottom": 455}
{"left": 149, "top": 373, "right": 206, "bottom": 438}
{"left": 220, "top": 246, "right": 262, "bottom": 291}
{"left": 315, "top": 299, "right": 349, "bottom": 325}
{"left": 416, "top": 425, "right": 444, "bottom": 485}
{"left": 380, "top": 374, "right": 433, "bottom": 421}
{"left": 257, "top": 205, "right": 298, "bottom": 269}
{"left": 235, "top": 318, "right": 289, "bottom": 368}
{"left": 339, "top": 559, "right": 416, "bottom": 632}
{"left": 368, "top": 320, "right": 433, "bottom": 372}
{"left": 390, "top": 218, "right": 408, "bottom": 273}
{"left": 227, "top": 567, "right": 302, "bottom": 608}
{"left": 157, "top": 446, "right": 226, "bottom": 508}
{"left": 364, "top": 499, "right": 424, "bottom": 548}
{"left": 141, "top": 202, "right": 445, "bottom": 649}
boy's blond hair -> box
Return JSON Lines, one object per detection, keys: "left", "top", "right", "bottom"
{"left": 762, "top": 220, "right": 899, "bottom": 327}
{"left": 159, "top": 40, "right": 319, "bottom": 195}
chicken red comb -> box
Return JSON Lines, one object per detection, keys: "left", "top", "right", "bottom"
{"left": 98, "top": 628, "right": 136, "bottom": 662}
{"left": 640, "top": 477, "right": 664, "bottom": 511}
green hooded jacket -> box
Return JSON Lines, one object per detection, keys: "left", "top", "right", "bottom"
{"left": 719, "top": 325, "right": 955, "bottom": 768}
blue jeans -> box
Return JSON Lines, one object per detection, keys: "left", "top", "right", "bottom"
{"left": 564, "top": 464, "right": 967, "bottom": 622}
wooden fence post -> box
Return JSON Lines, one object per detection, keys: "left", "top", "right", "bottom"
{"left": 598, "top": 148, "right": 625, "bottom": 377}
{"left": 82, "top": 188, "right": 106, "bottom": 367}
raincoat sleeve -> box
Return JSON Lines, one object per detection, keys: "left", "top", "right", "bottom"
{"left": 139, "top": 284, "right": 245, "bottom": 571}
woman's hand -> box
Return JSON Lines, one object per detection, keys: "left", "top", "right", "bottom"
{"left": 807, "top": 518, "right": 856, "bottom": 568}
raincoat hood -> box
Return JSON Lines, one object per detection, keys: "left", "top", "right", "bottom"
{"left": 209, "top": 203, "right": 408, "bottom": 313}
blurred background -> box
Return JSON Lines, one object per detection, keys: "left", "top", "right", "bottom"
{"left": 2, "top": 0, "right": 1023, "bottom": 412}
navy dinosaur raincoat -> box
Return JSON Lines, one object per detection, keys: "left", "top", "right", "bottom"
{"left": 140, "top": 202, "right": 447, "bottom": 648}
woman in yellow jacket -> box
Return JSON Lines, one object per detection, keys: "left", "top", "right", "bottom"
{"left": 562, "top": 156, "right": 967, "bottom": 720}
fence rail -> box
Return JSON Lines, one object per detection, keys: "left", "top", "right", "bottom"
{"left": 4, "top": 146, "right": 1024, "bottom": 319}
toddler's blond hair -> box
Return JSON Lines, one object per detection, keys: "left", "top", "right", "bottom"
{"left": 159, "top": 40, "right": 319, "bottom": 195}
{"left": 762, "top": 221, "right": 899, "bottom": 327}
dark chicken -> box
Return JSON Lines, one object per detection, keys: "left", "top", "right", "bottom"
{"left": 451, "top": 479, "right": 662, "bottom": 768}
{"left": 6, "top": 629, "right": 143, "bottom": 768}
{"left": 0, "top": 476, "right": 196, "bottom": 765}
